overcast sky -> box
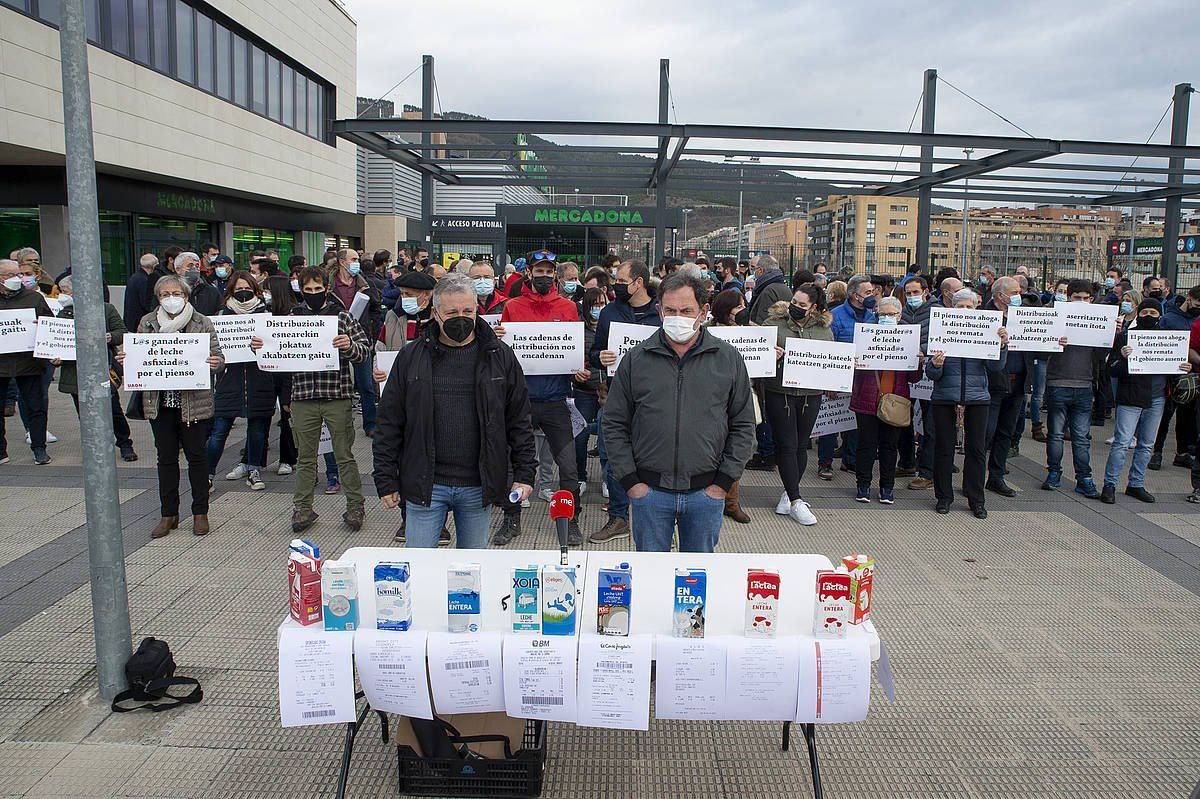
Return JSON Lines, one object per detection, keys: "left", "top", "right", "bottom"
{"left": 347, "top": 0, "right": 1198, "bottom": 196}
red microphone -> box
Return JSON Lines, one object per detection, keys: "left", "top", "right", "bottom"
{"left": 549, "top": 490, "right": 575, "bottom": 559}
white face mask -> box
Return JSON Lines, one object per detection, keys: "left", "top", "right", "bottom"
{"left": 663, "top": 315, "right": 699, "bottom": 343}
{"left": 262, "top": 292, "right": 272, "bottom": 303}
{"left": 161, "top": 296, "right": 186, "bottom": 315}
{"left": 58, "top": 294, "right": 74, "bottom": 307}
{"left": 2, "top": 277, "right": 23, "bottom": 292}
{"left": 290, "top": 279, "right": 300, "bottom": 293}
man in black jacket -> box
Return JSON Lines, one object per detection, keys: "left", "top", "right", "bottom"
{"left": 124, "top": 253, "right": 160, "bottom": 332}
{"left": 983, "top": 277, "right": 1033, "bottom": 496}
{"left": 373, "top": 274, "right": 537, "bottom": 549}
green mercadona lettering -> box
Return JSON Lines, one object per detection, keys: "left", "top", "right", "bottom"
{"left": 533, "top": 208, "right": 645, "bottom": 225}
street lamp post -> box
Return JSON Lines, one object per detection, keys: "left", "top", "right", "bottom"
{"left": 726, "top": 155, "right": 759, "bottom": 260}
{"left": 1002, "top": 221, "right": 1013, "bottom": 274}
{"left": 961, "top": 148, "right": 973, "bottom": 276}
{"left": 1123, "top": 177, "right": 1140, "bottom": 277}
{"left": 681, "top": 208, "right": 692, "bottom": 249}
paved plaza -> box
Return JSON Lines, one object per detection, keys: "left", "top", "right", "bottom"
{"left": 0, "top": 391, "right": 1196, "bottom": 798}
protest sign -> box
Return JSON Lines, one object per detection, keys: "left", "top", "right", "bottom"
{"left": 122, "top": 333, "right": 210, "bottom": 391}
{"left": 854, "top": 323, "right": 919, "bottom": 370}
{"left": 502, "top": 322, "right": 584, "bottom": 375}
{"left": 375, "top": 350, "right": 399, "bottom": 395}
{"left": 1059, "top": 302, "right": 1118, "bottom": 348}
{"left": 0, "top": 309, "right": 37, "bottom": 354}
{"left": 43, "top": 297, "right": 63, "bottom": 314}
{"left": 348, "top": 292, "right": 370, "bottom": 320}
{"left": 1127, "top": 330, "right": 1190, "bottom": 375}
{"left": 707, "top": 326, "right": 777, "bottom": 378}
{"left": 781, "top": 338, "right": 855, "bottom": 393}
{"left": 210, "top": 314, "right": 263, "bottom": 364}
{"left": 607, "top": 322, "right": 657, "bottom": 376}
{"left": 256, "top": 316, "right": 338, "bottom": 372}
{"left": 809, "top": 395, "right": 857, "bottom": 438}
{"left": 33, "top": 316, "right": 76, "bottom": 360}
{"left": 928, "top": 307, "right": 1003, "bottom": 360}
{"left": 481, "top": 314, "right": 502, "bottom": 329}
{"left": 909, "top": 375, "right": 934, "bottom": 402}
{"left": 317, "top": 423, "right": 333, "bottom": 455}
{"left": 1006, "top": 306, "right": 1064, "bottom": 352}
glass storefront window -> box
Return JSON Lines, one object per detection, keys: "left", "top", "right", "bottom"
{"left": 233, "top": 226, "right": 295, "bottom": 269}
{"left": 0, "top": 208, "right": 41, "bottom": 263}
{"left": 132, "top": 214, "right": 214, "bottom": 282}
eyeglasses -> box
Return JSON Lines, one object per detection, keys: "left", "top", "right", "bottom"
{"left": 530, "top": 251, "right": 557, "bottom": 262}
{"left": 159, "top": 291, "right": 187, "bottom": 299}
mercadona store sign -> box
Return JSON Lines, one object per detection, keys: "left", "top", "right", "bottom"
{"left": 533, "top": 207, "right": 646, "bottom": 225}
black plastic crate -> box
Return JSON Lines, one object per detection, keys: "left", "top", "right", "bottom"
{"left": 395, "top": 719, "right": 546, "bottom": 797}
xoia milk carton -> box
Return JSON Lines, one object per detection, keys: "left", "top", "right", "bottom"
{"left": 511, "top": 565, "right": 541, "bottom": 632}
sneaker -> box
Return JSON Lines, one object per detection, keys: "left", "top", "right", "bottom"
{"left": 817, "top": 465, "right": 834, "bottom": 481}
{"left": 119, "top": 446, "right": 138, "bottom": 462}
{"left": 291, "top": 508, "right": 318, "bottom": 533}
{"left": 879, "top": 487, "right": 894, "bottom": 504}
{"left": 342, "top": 506, "right": 364, "bottom": 531}
{"left": 1100, "top": 485, "right": 1116, "bottom": 504}
{"left": 788, "top": 500, "right": 817, "bottom": 526}
{"left": 1173, "top": 453, "right": 1195, "bottom": 469}
{"left": 895, "top": 466, "right": 916, "bottom": 477}
{"left": 226, "top": 463, "right": 247, "bottom": 480}
{"left": 537, "top": 488, "right": 554, "bottom": 503}
{"left": 775, "top": 491, "right": 791, "bottom": 515}
{"left": 1104, "top": 436, "right": 1115, "bottom": 445}
{"left": 0, "top": 453, "right": 9, "bottom": 465}
{"left": 1124, "top": 486, "right": 1156, "bottom": 503}
{"left": 745, "top": 455, "right": 777, "bottom": 472}
{"left": 26, "top": 431, "right": 58, "bottom": 444}
{"left": 1074, "top": 478, "right": 1100, "bottom": 499}
{"left": 1187, "top": 491, "right": 1200, "bottom": 504}
{"left": 855, "top": 485, "right": 871, "bottom": 503}
{"left": 908, "top": 476, "right": 933, "bottom": 490}
{"left": 567, "top": 519, "right": 583, "bottom": 546}
{"left": 491, "top": 514, "right": 520, "bottom": 546}
{"left": 520, "top": 498, "right": 531, "bottom": 508}
{"left": 277, "top": 463, "right": 294, "bottom": 476}
{"left": 1041, "top": 470, "right": 1062, "bottom": 490}
{"left": 601, "top": 482, "right": 609, "bottom": 499}
{"left": 588, "top": 516, "right": 630, "bottom": 544}
{"left": 1148, "top": 452, "right": 1163, "bottom": 471}
{"left": 578, "top": 481, "right": 587, "bottom": 496}
{"left": 246, "top": 469, "right": 266, "bottom": 491}
{"left": 32, "top": 447, "right": 51, "bottom": 465}
{"left": 438, "top": 527, "right": 451, "bottom": 547}
{"left": 588, "top": 446, "right": 599, "bottom": 457}
{"left": 325, "top": 479, "right": 341, "bottom": 495}
{"left": 393, "top": 524, "right": 406, "bottom": 544}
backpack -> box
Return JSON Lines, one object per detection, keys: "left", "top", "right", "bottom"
{"left": 110, "top": 637, "right": 203, "bottom": 713}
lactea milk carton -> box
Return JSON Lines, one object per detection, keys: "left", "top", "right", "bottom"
{"left": 321, "top": 560, "right": 359, "bottom": 631}
{"left": 813, "top": 567, "right": 852, "bottom": 638}
{"left": 288, "top": 551, "right": 322, "bottom": 626}
{"left": 841, "top": 552, "right": 875, "bottom": 624}
{"left": 511, "top": 565, "right": 541, "bottom": 632}
{"left": 447, "top": 563, "right": 481, "bottom": 633}
{"left": 540, "top": 565, "right": 577, "bottom": 635}
{"left": 744, "top": 569, "right": 780, "bottom": 637}
{"left": 374, "top": 562, "right": 412, "bottom": 631}
{"left": 672, "top": 568, "right": 706, "bottom": 638}
{"left": 596, "top": 563, "right": 632, "bottom": 636}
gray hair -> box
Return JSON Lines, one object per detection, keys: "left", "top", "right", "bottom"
{"left": 140, "top": 253, "right": 159, "bottom": 269}
{"left": 878, "top": 295, "right": 902, "bottom": 314}
{"left": 952, "top": 287, "right": 978, "bottom": 306}
{"left": 154, "top": 274, "right": 191, "bottom": 297}
{"left": 453, "top": 258, "right": 474, "bottom": 275}
{"left": 847, "top": 275, "right": 872, "bottom": 297}
{"left": 657, "top": 270, "right": 708, "bottom": 308}
{"left": 992, "top": 276, "right": 1019, "bottom": 296}
{"left": 176, "top": 251, "right": 199, "bottom": 265}
{"left": 13, "top": 247, "right": 39, "bottom": 262}
{"left": 58, "top": 275, "right": 72, "bottom": 291}
{"left": 0, "top": 259, "right": 17, "bottom": 272}
{"left": 336, "top": 247, "right": 356, "bottom": 264}
{"left": 756, "top": 254, "right": 780, "bottom": 274}
{"left": 556, "top": 260, "right": 580, "bottom": 278}
{"left": 432, "top": 273, "right": 475, "bottom": 310}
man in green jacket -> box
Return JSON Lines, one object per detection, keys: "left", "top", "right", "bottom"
{"left": 602, "top": 270, "right": 755, "bottom": 552}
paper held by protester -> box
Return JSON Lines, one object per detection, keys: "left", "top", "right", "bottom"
{"left": 503, "top": 321, "right": 585, "bottom": 376}
{"left": 781, "top": 338, "right": 855, "bottom": 393}
{"left": 853, "top": 323, "right": 919, "bottom": 370}
{"left": 1006, "top": 306, "right": 1064, "bottom": 353}
{"left": 1127, "top": 329, "right": 1190, "bottom": 375}
{"left": 927, "top": 307, "right": 1003, "bottom": 360}
{"left": 707, "top": 326, "right": 777, "bottom": 378}
{"left": 256, "top": 315, "right": 338, "bottom": 372}
{"left": 122, "top": 333, "right": 210, "bottom": 391}
{"left": 607, "top": 322, "right": 657, "bottom": 376}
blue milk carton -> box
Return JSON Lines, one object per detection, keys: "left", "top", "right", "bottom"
{"left": 672, "top": 568, "right": 706, "bottom": 638}
{"left": 374, "top": 562, "right": 412, "bottom": 631}
{"left": 540, "top": 565, "right": 576, "bottom": 636}
{"left": 511, "top": 565, "right": 541, "bottom": 632}
{"left": 321, "top": 559, "right": 359, "bottom": 631}
{"left": 596, "top": 562, "right": 632, "bottom": 636}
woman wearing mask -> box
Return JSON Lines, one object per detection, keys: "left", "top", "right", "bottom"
{"left": 116, "top": 274, "right": 223, "bottom": 537}
{"left": 1100, "top": 300, "right": 1192, "bottom": 504}
{"left": 925, "top": 288, "right": 1008, "bottom": 518}
{"left": 1117, "top": 289, "right": 1143, "bottom": 332}
{"left": 573, "top": 287, "right": 607, "bottom": 500}
{"left": 850, "top": 296, "right": 922, "bottom": 503}
{"left": 206, "top": 271, "right": 274, "bottom": 491}
{"left": 706, "top": 288, "right": 752, "bottom": 522}
{"left": 761, "top": 284, "right": 834, "bottom": 526}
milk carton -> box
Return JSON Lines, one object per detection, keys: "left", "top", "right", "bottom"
{"left": 672, "top": 568, "right": 706, "bottom": 638}
{"left": 540, "top": 565, "right": 576, "bottom": 636}
{"left": 813, "top": 567, "right": 852, "bottom": 638}
{"left": 321, "top": 560, "right": 359, "bottom": 631}
{"left": 374, "top": 562, "right": 412, "bottom": 631}
{"left": 288, "top": 551, "right": 322, "bottom": 626}
{"left": 289, "top": 539, "right": 320, "bottom": 560}
{"left": 841, "top": 552, "right": 875, "bottom": 625}
{"left": 447, "top": 563, "right": 481, "bottom": 633}
{"left": 745, "top": 569, "right": 780, "bottom": 637}
{"left": 596, "top": 563, "right": 632, "bottom": 636}
{"left": 511, "top": 565, "right": 541, "bottom": 632}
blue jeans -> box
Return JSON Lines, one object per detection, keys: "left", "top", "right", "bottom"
{"left": 573, "top": 392, "right": 600, "bottom": 481}
{"left": 353, "top": 359, "right": 377, "bottom": 434}
{"left": 596, "top": 408, "right": 629, "bottom": 520}
{"left": 325, "top": 452, "right": 339, "bottom": 481}
{"left": 817, "top": 430, "right": 857, "bottom": 468}
{"left": 1046, "top": 386, "right": 1093, "bottom": 480}
{"left": 15, "top": 362, "right": 54, "bottom": 432}
{"left": 755, "top": 421, "right": 776, "bottom": 457}
{"left": 630, "top": 487, "right": 723, "bottom": 553}
{"left": 1104, "top": 397, "right": 1165, "bottom": 490}
{"left": 405, "top": 485, "right": 491, "bottom": 549}
{"left": 206, "top": 416, "right": 269, "bottom": 474}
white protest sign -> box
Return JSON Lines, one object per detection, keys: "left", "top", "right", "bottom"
{"left": 502, "top": 321, "right": 584, "bottom": 375}
{"left": 348, "top": 291, "right": 370, "bottom": 320}
{"left": 607, "top": 322, "right": 656, "bottom": 376}
{"left": 781, "top": 338, "right": 855, "bottom": 393}
{"left": 1127, "top": 330, "right": 1190, "bottom": 374}
{"left": 481, "top": 313, "right": 502, "bottom": 329}
{"left": 809, "top": 395, "right": 857, "bottom": 438}
{"left": 1006, "top": 306, "right": 1064, "bottom": 352}
{"left": 33, "top": 316, "right": 76, "bottom": 361}
{"left": 375, "top": 350, "right": 399, "bottom": 395}
{"left": 1059, "top": 302, "right": 1118, "bottom": 349}
{"left": 707, "top": 326, "right": 777, "bottom": 378}
{"left": 928, "top": 307, "right": 1003, "bottom": 360}
{"left": 0, "top": 309, "right": 37, "bottom": 353}
{"left": 43, "top": 296, "right": 63, "bottom": 314}
{"left": 317, "top": 424, "right": 333, "bottom": 455}
{"left": 256, "top": 316, "right": 338, "bottom": 372}
{"left": 908, "top": 376, "right": 933, "bottom": 402}
{"left": 122, "top": 333, "right": 210, "bottom": 391}
{"left": 854, "top": 323, "right": 919, "bottom": 370}
{"left": 210, "top": 314, "right": 264, "bottom": 364}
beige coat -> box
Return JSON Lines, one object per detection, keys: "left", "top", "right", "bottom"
{"left": 136, "top": 310, "right": 224, "bottom": 424}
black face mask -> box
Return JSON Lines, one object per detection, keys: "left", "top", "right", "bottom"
{"left": 734, "top": 307, "right": 750, "bottom": 326}
{"left": 788, "top": 304, "right": 807, "bottom": 322}
{"left": 233, "top": 289, "right": 255, "bottom": 303}
{"left": 303, "top": 292, "right": 325, "bottom": 311}
{"left": 441, "top": 315, "right": 474, "bottom": 343}
{"left": 613, "top": 283, "right": 632, "bottom": 303}
{"left": 530, "top": 275, "right": 555, "bottom": 296}
{"left": 419, "top": 257, "right": 430, "bottom": 267}
{"left": 1148, "top": 290, "right": 1163, "bottom": 298}
{"left": 1136, "top": 315, "right": 1160, "bottom": 329}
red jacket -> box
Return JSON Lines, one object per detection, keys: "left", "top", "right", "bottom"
{"left": 849, "top": 366, "right": 922, "bottom": 415}
{"left": 478, "top": 292, "right": 507, "bottom": 316}
{"left": 500, "top": 290, "right": 580, "bottom": 324}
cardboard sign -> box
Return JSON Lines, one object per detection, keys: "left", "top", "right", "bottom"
{"left": 853, "top": 323, "right": 919, "bottom": 370}
{"left": 503, "top": 321, "right": 584, "bottom": 375}
{"left": 928, "top": 307, "right": 1003, "bottom": 360}
{"left": 1059, "top": 302, "right": 1118, "bottom": 349}
{"left": 606, "top": 322, "right": 657, "bottom": 376}
{"left": 0, "top": 309, "right": 37, "bottom": 353}
{"left": 210, "top": 314, "right": 263, "bottom": 364}
{"left": 375, "top": 350, "right": 399, "bottom": 395}
{"left": 122, "top": 333, "right": 210, "bottom": 391}
{"left": 781, "top": 338, "right": 855, "bottom": 393}
{"left": 706, "top": 326, "right": 777, "bottom": 378}
{"left": 1127, "top": 330, "right": 1190, "bottom": 375}
{"left": 908, "top": 376, "right": 933, "bottom": 402}
{"left": 1006, "top": 306, "right": 1064, "bottom": 353}
{"left": 33, "top": 316, "right": 76, "bottom": 361}
{"left": 256, "top": 316, "right": 338, "bottom": 372}
{"left": 809, "top": 395, "right": 857, "bottom": 438}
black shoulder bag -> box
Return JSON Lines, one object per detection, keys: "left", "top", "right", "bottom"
{"left": 111, "top": 637, "right": 203, "bottom": 712}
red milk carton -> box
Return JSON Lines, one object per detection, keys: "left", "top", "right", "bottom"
{"left": 745, "top": 569, "right": 781, "bottom": 637}
{"left": 841, "top": 552, "right": 875, "bottom": 625}
{"left": 813, "top": 567, "right": 852, "bottom": 638}
{"left": 288, "top": 552, "right": 322, "bottom": 626}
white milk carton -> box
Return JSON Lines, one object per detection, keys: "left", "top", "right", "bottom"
{"left": 374, "top": 562, "right": 412, "bottom": 631}
{"left": 321, "top": 559, "right": 359, "bottom": 631}
{"left": 447, "top": 563, "right": 481, "bottom": 633}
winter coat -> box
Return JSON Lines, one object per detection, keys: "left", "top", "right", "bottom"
{"left": 924, "top": 351, "right": 1006, "bottom": 406}
{"left": 329, "top": 272, "right": 383, "bottom": 342}
{"left": 1163, "top": 295, "right": 1199, "bottom": 332}
{"left": 830, "top": 300, "right": 877, "bottom": 343}
{"left": 901, "top": 298, "right": 935, "bottom": 350}
{"left": 0, "top": 287, "right": 53, "bottom": 377}
{"left": 747, "top": 269, "right": 791, "bottom": 325}
{"left": 1107, "top": 328, "right": 1168, "bottom": 409}
{"left": 602, "top": 328, "right": 755, "bottom": 493}
{"left": 123, "top": 269, "right": 155, "bottom": 333}
{"left": 983, "top": 301, "right": 1034, "bottom": 398}
{"left": 760, "top": 301, "right": 834, "bottom": 397}
{"left": 136, "top": 309, "right": 223, "bottom": 424}
{"left": 372, "top": 319, "right": 536, "bottom": 507}
{"left": 574, "top": 321, "right": 603, "bottom": 395}
{"left": 189, "top": 281, "right": 222, "bottom": 316}
{"left": 588, "top": 299, "right": 662, "bottom": 371}
{"left": 56, "top": 302, "right": 124, "bottom": 395}
{"left": 212, "top": 305, "right": 276, "bottom": 418}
